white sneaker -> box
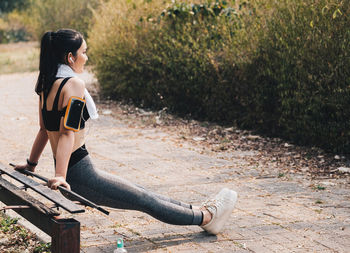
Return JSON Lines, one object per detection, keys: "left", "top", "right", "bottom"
{"left": 200, "top": 188, "right": 237, "bottom": 235}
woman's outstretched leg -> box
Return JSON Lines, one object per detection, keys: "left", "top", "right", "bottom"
{"left": 66, "top": 156, "right": 203, "bottom": 225}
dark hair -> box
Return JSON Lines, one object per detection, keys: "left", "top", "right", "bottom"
{"left": 35, "top": 29, "right": 83, "bottom": 95}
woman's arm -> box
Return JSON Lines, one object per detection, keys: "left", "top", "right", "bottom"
{"left": 48, "top": 78, "right": 85, "bottom": 190}
{"left": 15, "top": 99, "right": 48, "bottom": 172}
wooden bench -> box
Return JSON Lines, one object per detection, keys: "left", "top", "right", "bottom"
{"left": 0, "top": 163, "right": 107, "bottom": 253}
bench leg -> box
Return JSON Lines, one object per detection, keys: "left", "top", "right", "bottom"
{"left": 51, "top": 218, "right": 80, "bottom": 253}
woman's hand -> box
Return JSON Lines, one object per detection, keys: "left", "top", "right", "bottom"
{"left": 14, "top": 163, "right": 35, "bottom": 172}
{"left": 47, "top": 176, "right": 71, "bottom": 190}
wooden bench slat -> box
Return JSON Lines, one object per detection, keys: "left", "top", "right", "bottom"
{"left": 0, "top": 165, "right": 84, "bottom": 214}
{"left": 0, "top": 177, "right": 60, "bottom": 216}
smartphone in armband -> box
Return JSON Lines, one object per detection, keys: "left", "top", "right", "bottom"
{"left": 64, "top": 96, "right": 86, "bottom": 132}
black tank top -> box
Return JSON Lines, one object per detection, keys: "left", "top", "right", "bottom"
{"left": 41, "top": 77, "right": 89, "bottom": 131}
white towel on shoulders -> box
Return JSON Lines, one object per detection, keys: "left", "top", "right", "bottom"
{"left": 56, "top": 64, "right": 99, "bottom": 119}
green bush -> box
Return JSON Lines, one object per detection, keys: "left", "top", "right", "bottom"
{"left": 89, "top": 0, "right": 248, "bottom": 115}
{"left": 0, "top": 0, "right": 99, "bottom": 43}
{"left": 0, "top": 27, "right": 29, "bottom": 43}
{"left": 0, "top": 11, "right": 31, "bottom": 43}
{"left": 89, "top": 0, "right": 350, "bottom": 153}
{"left": 0, "top": 0, "right": 29, "bottom": 14}
{"left": 23, "top": 0, "right": 100, "bottom": 39}
{"left": 246, "top": 0, "right": 350, "bottom": 152}
{"left": 88, "top": 0, "right": 166, "bottom": 101}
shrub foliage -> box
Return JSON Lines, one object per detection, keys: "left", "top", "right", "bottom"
{"left": 0, "top": 0, "right": 99, "bottom": 43}
{"left": 248, "top": 0, "right": 349, "bottom": 152}
{"left": 89, "top": 0, "right": 349, "bottom": 153}
{"left": 0, "top": 0, "right": 28, "bottom": 14}
{"left": 23, "top": 0, "right": 100, "bottom": 39}
{"left": 0, "top": 1, "right": 31, "bottom": 43}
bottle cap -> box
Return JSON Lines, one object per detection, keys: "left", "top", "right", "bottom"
{"left": 117, "top": 238, "right": 124, "bottom": 248}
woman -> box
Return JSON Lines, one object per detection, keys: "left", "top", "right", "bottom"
{"left": 14, "top": 28, "right": 237, "bottom": 235}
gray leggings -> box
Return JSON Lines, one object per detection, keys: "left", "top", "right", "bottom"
{"left": 66, "top": 155, "right": 203, "bottom": 225}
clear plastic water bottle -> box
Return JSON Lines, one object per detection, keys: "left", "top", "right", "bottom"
{"left": 113, "top": 238, "right": 127, "bottom": 253}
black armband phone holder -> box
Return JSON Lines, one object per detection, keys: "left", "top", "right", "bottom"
{"left": 63, "top": 96, "right": 86, "bottom": 132}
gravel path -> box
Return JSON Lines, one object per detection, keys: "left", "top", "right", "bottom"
{"left": 0, "top": 72, "right": 349, "bottom": 253}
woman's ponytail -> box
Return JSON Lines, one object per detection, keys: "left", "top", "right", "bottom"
{"left": 35, "top": 31, "right": 59, "bottom": 95}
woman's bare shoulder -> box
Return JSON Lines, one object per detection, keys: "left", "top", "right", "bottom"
{"left": 63, "top": 77, "right": 85, "bottom": 97}
{"left": 67, "top": 77, "right": 85, "bottom": 89}
{"left": 62, "top": 77, "right": 85, "bottom": 99}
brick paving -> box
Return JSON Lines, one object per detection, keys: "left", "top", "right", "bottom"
{"left": 0, "top": 72, "right": 349, "bottom": 253}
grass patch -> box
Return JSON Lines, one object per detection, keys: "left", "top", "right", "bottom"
{"left": 314, "top": 185, "right": 326, "bottom": 191}
{"left": 233, "top": 241, "right": 246, "bottom": 249}
{"left": 278, "top": 173, "right": 285, "bottom": 178}
{"left": 0, "top": 213, "right": 51, "bottom": 252}
{"left": 34, "top": 242, "right": 51, "bottom": 252}
{"left": 0, "top": 216, "right": 19, "bottom": 233}
{"left": 0, "top": 41, "right": 39, "bottom": 74}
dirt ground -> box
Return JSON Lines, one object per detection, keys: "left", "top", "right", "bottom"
{"left": 0, "top": 71, "right": 349, "bottom": 252}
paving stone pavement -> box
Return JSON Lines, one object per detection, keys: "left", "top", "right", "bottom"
{"left": 0, "top": 72, "right": 349, "bottom": 253}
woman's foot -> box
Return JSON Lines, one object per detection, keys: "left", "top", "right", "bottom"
{"left": 200, "top": 208, "right": 212, "bottom": 226}
{"left": 192, "top": 206, "right": 212, "bottom": 225}
{"left": 200, "top": 188, "right": 237, "bottom": 235}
